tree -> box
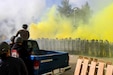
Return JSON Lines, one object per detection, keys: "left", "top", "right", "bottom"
{"left": 57, "top": 0, "right": 92, "bottom": 28}
{"left": 58, "top": 0, "right": 73, "bottom": 17}
{"left": 72, "top": 2, "right": 92, "bottom": 25}
{"left": 80, "top": 2, "right": 92, "bottom": 24}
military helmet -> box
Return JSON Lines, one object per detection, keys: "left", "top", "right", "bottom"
{"left": 0, "top": 42, "right": 10, "bottom": 55}
{"left": 22, "top": 24, "right": 28, "bottom": 29}
{"left": 15, "top": 37, "right": 23, "bottom": 43}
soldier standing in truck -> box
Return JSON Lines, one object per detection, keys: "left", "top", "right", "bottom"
{"left": 15, "top": 24, "right": 30, "bottom": 41}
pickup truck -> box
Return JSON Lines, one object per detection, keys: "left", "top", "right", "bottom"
{"left": 25, "top": 40, "right": 71, "bottom": 75}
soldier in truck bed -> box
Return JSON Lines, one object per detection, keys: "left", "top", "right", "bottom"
{"left": 0, "top": 41, "right": 28, "bottom": 75}
{"left": 11, "top": 37, "right": 34, "bottom": 75}
{"left": 15, "top": 24, "right": 30, "bottom": 41}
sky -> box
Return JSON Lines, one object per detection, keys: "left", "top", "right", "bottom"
{"left": 0, "top": 0, "right": 113, "bottom": 39}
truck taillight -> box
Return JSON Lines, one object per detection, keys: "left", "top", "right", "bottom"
{"left": 34, "top": 60, "right": 40, "bottom": 69}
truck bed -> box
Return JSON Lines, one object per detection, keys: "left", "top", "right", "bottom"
{"left": 31, "top": 50, "right": 70, "bottom": 74}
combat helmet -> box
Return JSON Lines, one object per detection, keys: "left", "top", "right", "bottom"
{"left": 0, "top": 42, "right": 10, "bottom": 55}
{"left": 22, "top": 24, "right": 28, "bottom": 29}
{"left": 15, "top": 37, "right": 23, "bottom": 43}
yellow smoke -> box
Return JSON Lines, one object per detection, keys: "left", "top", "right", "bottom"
{"left": 73, "top": 3, "right": 113, "bottom": 42}
{"left": 29, "top": 4, "right": 113, "bottom": 42}
{"left": 29, "top": 6, "right": 73, "bottom": 39}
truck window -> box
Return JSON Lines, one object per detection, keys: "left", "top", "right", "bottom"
{"left": 28, "top": 41, "right": 32, "bottom": 48}
{"left": 32, "top": 41, "right": 40, "bottom": 54}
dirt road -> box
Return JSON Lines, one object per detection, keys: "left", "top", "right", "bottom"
{"left": 62, "top": 55, "right": 78, "bottom": 75}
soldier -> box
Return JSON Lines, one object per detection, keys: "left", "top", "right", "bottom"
{"left": 0, "top": 41, "right": 28, "bottom": 75}
{"left": 11, "top": 37, "right": 29, "bottom": 58}
{"left": 11, "top": 37, "right": 34, "bottom": 75}
{"left": 15, "top": 24, "right": 30, "bottom": 41}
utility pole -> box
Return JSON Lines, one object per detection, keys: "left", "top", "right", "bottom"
{"left": 73, "top": 7, "right": 78, "bottom": 28}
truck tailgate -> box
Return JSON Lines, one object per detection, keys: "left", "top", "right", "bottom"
{"left": 31, "top": 52, "right": 69, "bottom": 74}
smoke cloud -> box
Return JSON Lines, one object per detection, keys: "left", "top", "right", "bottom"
{"left": 30, "top": 2, "right": 113, "bottom": 42}
{"left": 0, "top": 0, "right": 46, "bottom": 39}
{"left": 29, "top": 6, "right": 74, "bottom": 39}
{"left": 1, "top": 0, "right": 113, "bottom": 43}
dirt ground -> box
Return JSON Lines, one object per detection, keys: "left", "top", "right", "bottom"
{"left": 62, "top": 55, "right": 78, "bottom": 75}
{"left": 61, "top": 55, "right": 113, "bottom": 75}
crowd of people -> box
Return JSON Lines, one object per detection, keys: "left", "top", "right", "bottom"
{"left": 0, "top": 24, "right": 34, "bottom": 75}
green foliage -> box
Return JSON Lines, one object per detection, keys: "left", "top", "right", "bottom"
{"left": 72, "top": 2, "right": 91, "bottom": 25}
{"left": 58, "top": 0, "right": 73, "bottom": 17}
{"left": 57, "top": 0, "right": 92, "bottom": 28}
{"left": 80, "top": 2, "right": 92, "bottom": 24}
